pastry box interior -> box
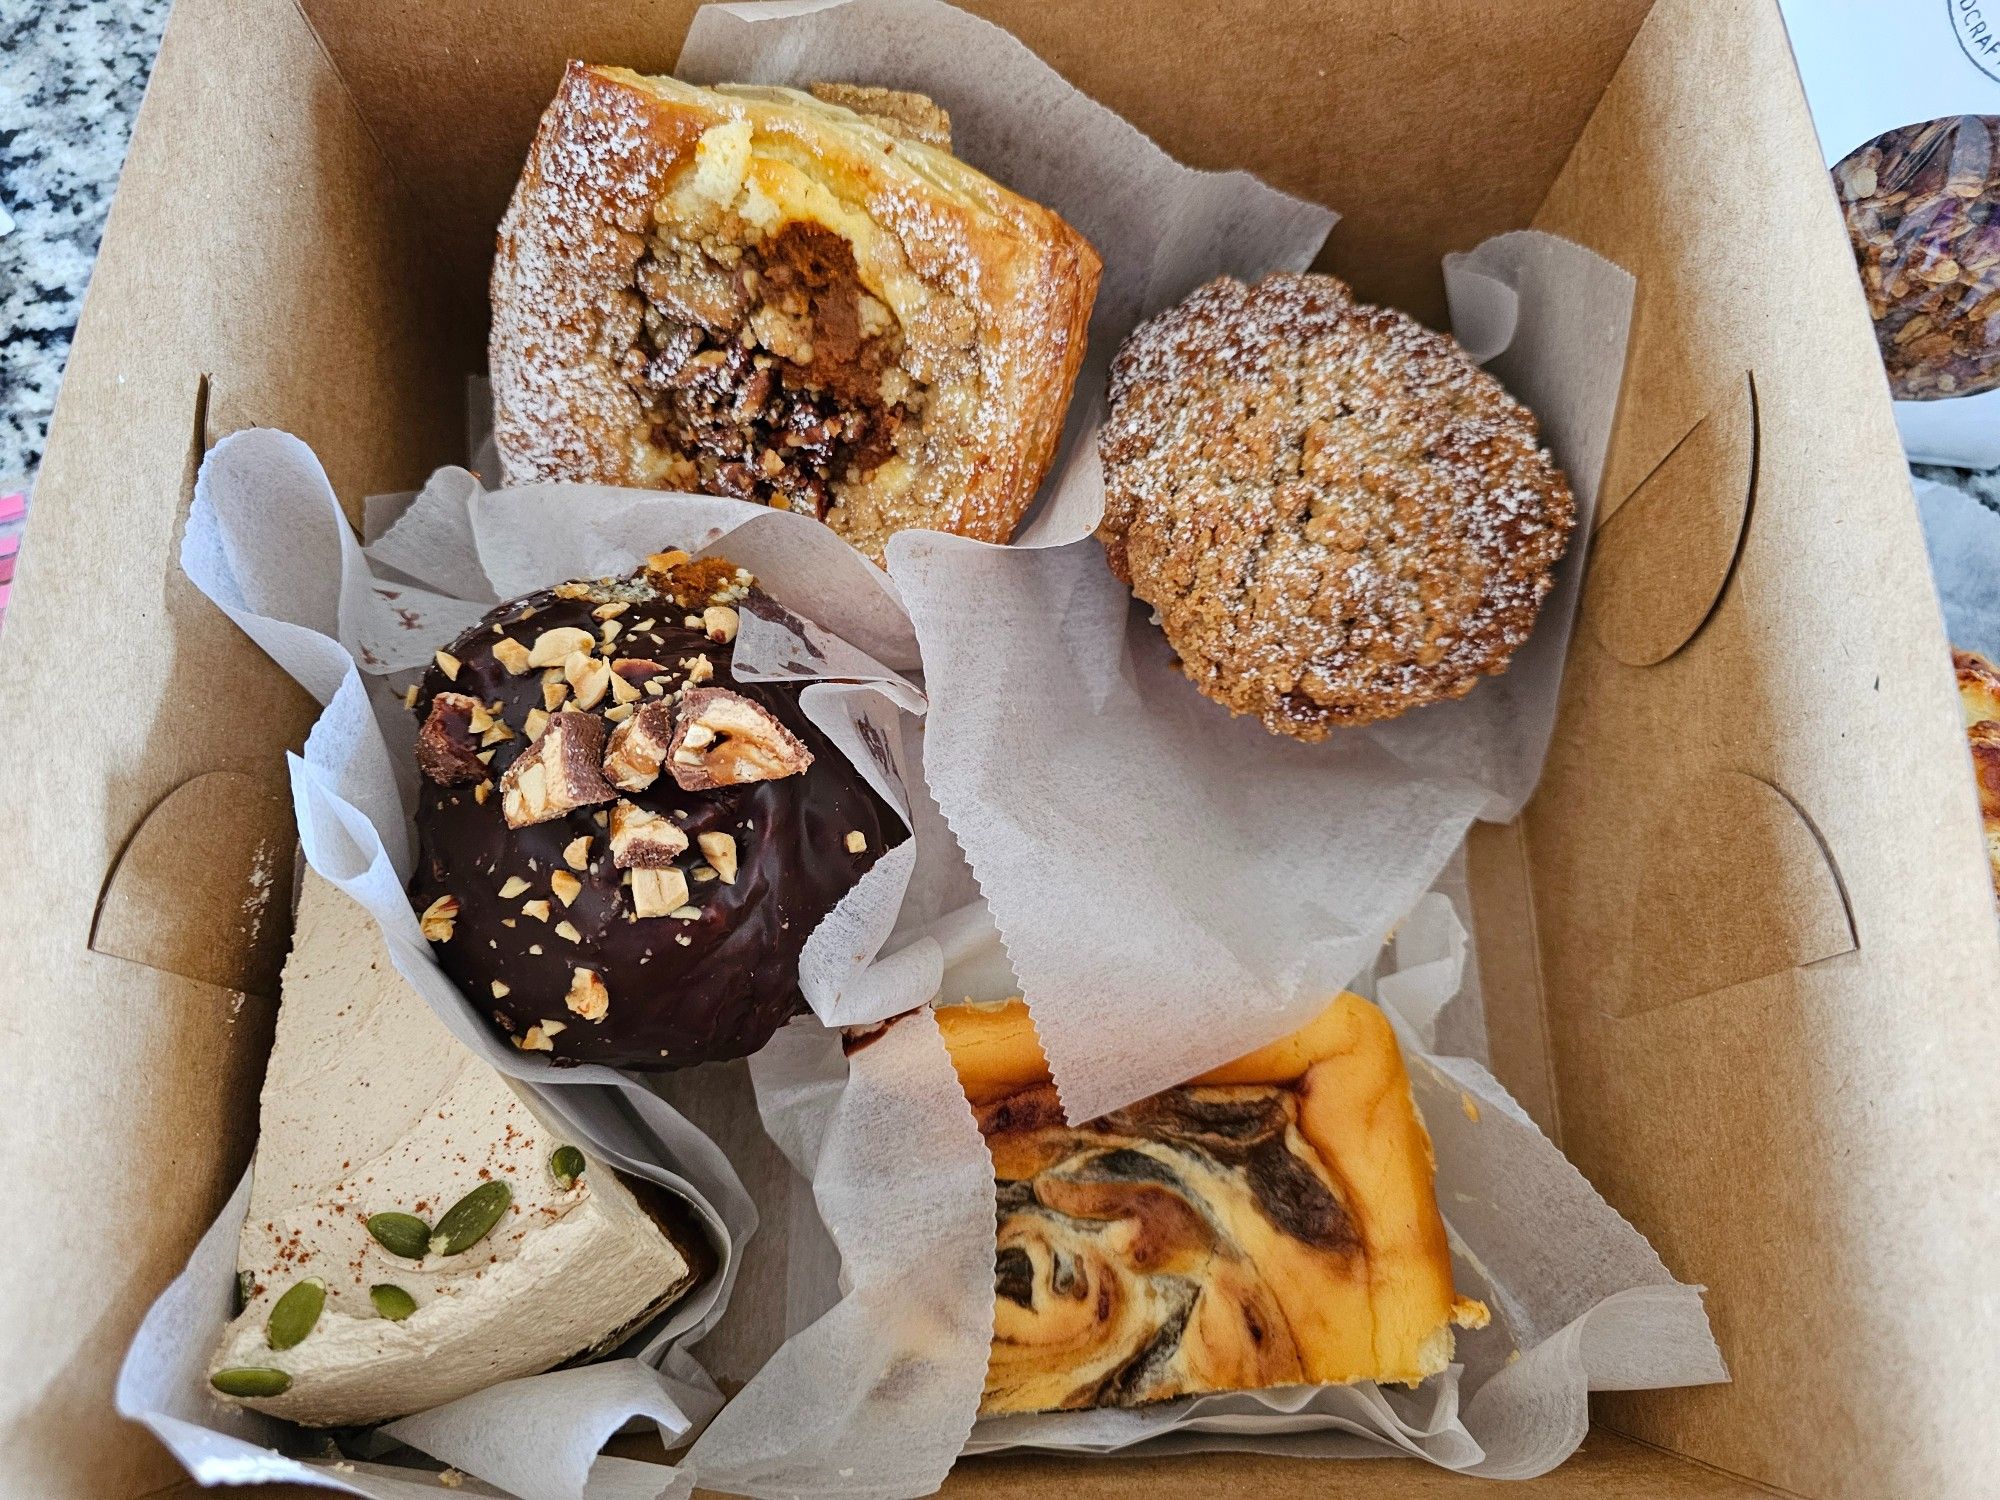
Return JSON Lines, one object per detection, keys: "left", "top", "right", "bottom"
{"left": 3, "top": 0, "right": 1996, "bottom": 1497}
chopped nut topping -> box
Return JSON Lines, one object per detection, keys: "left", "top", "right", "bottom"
{"left": 668, "top": 688, "right": 814, "bottom": 791}
{"left": 541, "top": 1018, "right": 568, "bottom": 1037}
{"left": 684, "top": 614, "right": 704, "bottom": 628}
{"left": 528, "top": 626, "right": 596, "bottom": 668}
{"left": 467, "top": 702, "right": 495, "bottom": 733}
{"left": 416, "top": 693, "right": 488, "bottom": 785}
{"left": 498, "top": 875, "right": 531, "bottom": 899}
{"left": 631, "top": 866, "right": 692, "bottom": 918}
{"left": 501, "top": 711, "right": 616, "bottom": 827}
{"left": 491, "top": 980, "right": 511, "bottom": 999}
{"left": 603, "top": 701, "right": 677, "bottom": 792}
{"left": 473, "top": 782, "right": 491, "bottom": 805}
{"left": 555, "top": 920, "right": 583, "bottom": 942}
{"left": 609, "top": 800, "right": 690, "bottom": 867}
{"left": 521, "top": 899, "right": 551, "bottom": 921}
{"left": 542, "top": 678, "right": 570, "bottom": 712}
{"left": 480, "top": 721, "right": 515, "bottom": 747}
{"left": 600, "top": 619, "right": 624, "bottom": 646}
{"left": 550, "top": 870, "right": 583, "bottom": 906}
{"left": 403, "top": 682, "right": 420, "bottom": 710}
{"left": 681, "top": 654, "right": 715, "bottom": 685}
{"left": 419, "top": 894, "right": 460, "bottom": 942}
{"left": 564, "top": 968, "right": 610, "bottom": 1022}
{"left": 610, "top": 673, "right": 642, "bottom": 706}
{"left": 564, "top": 650, "right": 612, "bottom": 710}
{"left": 670, "top": 904, "right": 702, "bottom": 919}
{"left": 605, "top": 703, "right": 635, "bottom": 723}
{"left": 645, "top": 549, "right": 692, "bottom": 576}
{"left": 612, "top": 657, "right": 664, "bottom": 684}
{"left": 692, "top": 865, "right": 717, "bottom": 883}
{"left": 492, "top": 637, "right": 533, "bottom": 675}
{"left": 563, "top": 836, "right": 593, "bottom": 871}
{"left": 703, "top": 605, "right": 740, "bottom": 644}
{"left": 434, "top": 649, "right": 463, "bottom": 681}
{"left": 517, "top": 1027, "right": 555, "bottom": 1052}
{"left": 697, "top": 831, "right": 739, "bottom": 883}
{"left": 593, "top": 601, "right": 629, "bottom": 620}
{"left": 845, "top": 830, "right": 868, "bottom": 853}
{"left": 553, "top": 581, "right": 596, "bottom": 601}
{"left": 523, "top": 707, "right": 551, "bottom": 741}
{"left": 646, "top": 680, "right": 666, "bottom": 696}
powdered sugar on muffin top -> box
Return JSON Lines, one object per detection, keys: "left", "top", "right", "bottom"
{"left": 1097, "top": 273, "right": 1575, "bottom": 737}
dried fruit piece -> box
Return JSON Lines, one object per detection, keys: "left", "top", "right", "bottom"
{"left": 365, "top": 1212, "right": 432, "bottom": 1260}
{"left": 501, "top": 711, "right": 616, "bottom": 827}
{"left": 603, "top": 701, "right": 677, "bottom": 792}
{"left": 668, "top": 688, "right": 814, "bottom": 791}
{"left": 429, "top": 1181, "right": 514, "bottom": 1255}
{"left": 211, "top": 1367, "right": 292, "bottom": 1398}
{"left": 416, "top": 693, "right": 488, "bottom": 785}
{"left": 565, "top": 967, "right": 611, "bottom": 1021}
{"left": 608, "top": 799, "right": 689, "bottom": 867}
{"left": 266, "top": 1278, "right": 326, "bottom": 1350}
{"left": 369, "top": 1284, "right": 418, "bottom": 1321}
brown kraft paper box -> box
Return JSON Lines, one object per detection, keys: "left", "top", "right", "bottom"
{"left": 1, "top": 1, "right": 1996, "bottom": 1498}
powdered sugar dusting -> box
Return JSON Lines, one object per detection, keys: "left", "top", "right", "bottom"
{"left": 490, "top": 66, "right": 1100, "bottom": 563}
{"left": 1098, "top": 273, "right": 1576, "bottom": 737}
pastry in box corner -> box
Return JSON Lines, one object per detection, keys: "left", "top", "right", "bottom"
{"left": 937, "top": 993, "right": 1486, "bottom": 1414}
{"left": 492, "top": 64, "right": 1101, "bottom": 562}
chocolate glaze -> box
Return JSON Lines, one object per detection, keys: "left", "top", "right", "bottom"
{"left": 407, "top": 580, "right": 899, "bottom": 1069}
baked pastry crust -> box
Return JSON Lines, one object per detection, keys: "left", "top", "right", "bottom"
{"left": 939, "top": 994, "right": 1484, "bottom": 1415}
{"left": 1953, "top": 648, "right": 2000, "bottom": 897}
{"left": 1097, "top": 272, "right": 1575, "bottom": 737}
{"left": 492, "top": 64, "right": 1100, "bottom": 563}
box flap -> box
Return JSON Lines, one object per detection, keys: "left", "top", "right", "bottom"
{"left": 0, "top": 0, "right": 462, "bottom": 1491}
{"left": 1517, "top": 0, "right": 2000, "bottom": 1493}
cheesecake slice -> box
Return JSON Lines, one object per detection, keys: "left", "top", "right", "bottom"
{"left": 207, "top": 871, "right": 702, "bottom": 1427}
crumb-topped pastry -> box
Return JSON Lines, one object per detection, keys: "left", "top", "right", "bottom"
{"left": 407, "top": 552, "right": 898, "bottom": 1068}
{"left": 492, "top": 64, "right": 1101, "bottom": 562}
{"left": 1098, "top": 273, "right": 1576, "bottom": 737}
{"left": 938, "top": 994, "right": 1486, "bottom": 1414}
{"left": 208, "top": 872, "right": 705, "bottom": 1427}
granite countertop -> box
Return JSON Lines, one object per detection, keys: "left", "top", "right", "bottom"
{"left": 0, "top": 0, "right": 170, "bottom": 489}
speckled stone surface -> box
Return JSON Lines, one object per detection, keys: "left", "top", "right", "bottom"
{"left": 0, "top": 0, "right": 170, "bottom": 487}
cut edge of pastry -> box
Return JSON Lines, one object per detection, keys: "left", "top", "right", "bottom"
{"left": 936, "top": 992, "right": 1485, "bottom": 1408}
{"left": 491, "top": 63, "right": 1101, "bottom": 564}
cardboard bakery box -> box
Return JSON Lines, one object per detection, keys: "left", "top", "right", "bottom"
{"left": 3, "top": 0, "right": 1996, "bottom": 1496}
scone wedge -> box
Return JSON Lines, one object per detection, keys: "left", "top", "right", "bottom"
{"left": 493, "top": 64, "right": 1101, "bottom": 561}
{"left": 938, "top": 993, "right": 1487, "bottom": 1415}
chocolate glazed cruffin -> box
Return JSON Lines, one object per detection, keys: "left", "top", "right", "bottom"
{"left": 406, "top": 560, "right": 901, "bottom": 1069}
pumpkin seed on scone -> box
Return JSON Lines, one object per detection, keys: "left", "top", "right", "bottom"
{"left": 1097, "top": 272, "right": 1576, "bottom": 738}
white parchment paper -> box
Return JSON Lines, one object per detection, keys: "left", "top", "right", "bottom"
{"left": 118, "top": 423, "right": 951, "bottom": 1500}
{"left": 891, "top": 233, "right": 1632, "bottom": 1121}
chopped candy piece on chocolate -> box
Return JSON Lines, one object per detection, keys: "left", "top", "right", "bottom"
{"left": 667, "top": 688, "right": 814, "bottom": 791}
{"left": 603, "top": 701, "right": 676, "bottom": 792}
{"left": 609, "top": 800, "right": 689, "bottom": 868}
{"left": 500, "top": 711, "right": 616, "bottom": 827}
{"left": 417, "top": 693, "right": 489, "bottom": 785}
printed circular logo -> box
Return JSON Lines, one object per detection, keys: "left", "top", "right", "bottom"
{"left": 1950, "top": 0, "right": 2000, "bottom": 83}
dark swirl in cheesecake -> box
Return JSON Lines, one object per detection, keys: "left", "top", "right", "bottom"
{"left": 939, "top": 995, "right": 1487, "bottom": 1417}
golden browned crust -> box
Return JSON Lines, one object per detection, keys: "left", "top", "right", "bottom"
{"left": 936, "top": 994, "right": 1480, "bottom": 1415}
{"left": 1097, "top": 273, "right": 1576, "bottom": 737}
{"left": 807, "top": 82, "right": 952, "bottom": 151}
{"left": 491, "top": 64, "right": 1100, "bottom": 564}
